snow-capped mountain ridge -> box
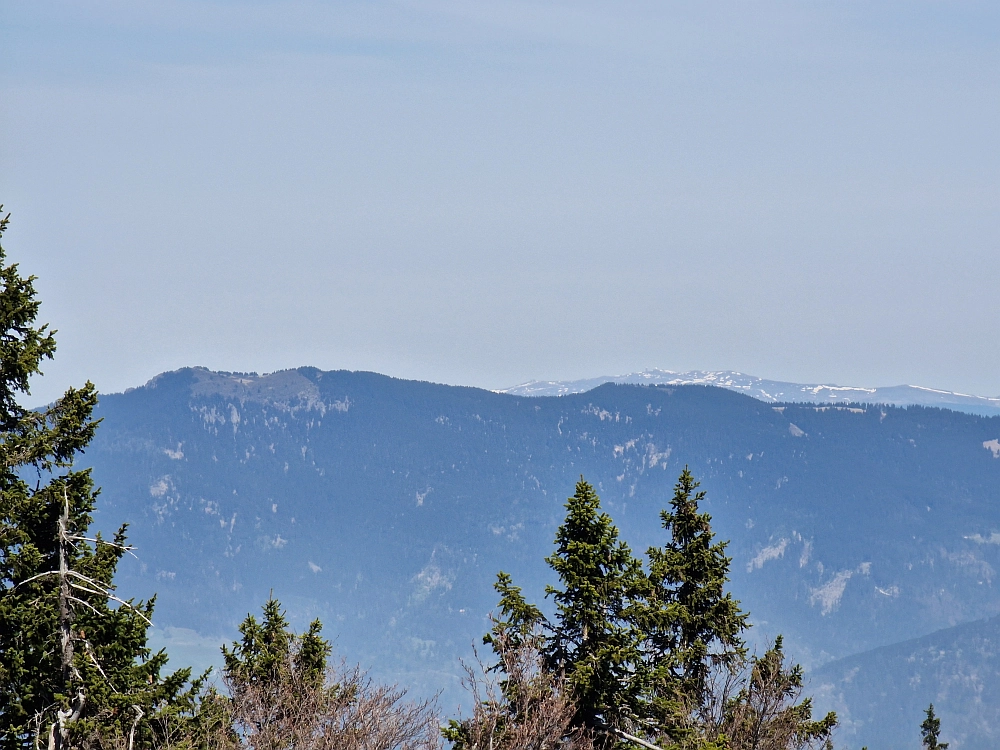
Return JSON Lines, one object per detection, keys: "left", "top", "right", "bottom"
{"left": 500, "top": 369, "right": 1000, "bottom": 416}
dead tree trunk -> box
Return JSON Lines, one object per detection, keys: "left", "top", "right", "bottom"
{"left": 50, "top": 493, "right": 84, "bottom": 750}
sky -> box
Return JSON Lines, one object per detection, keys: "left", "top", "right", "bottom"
{"left": 2, "top": 1, "right": 999, "bottom": 406}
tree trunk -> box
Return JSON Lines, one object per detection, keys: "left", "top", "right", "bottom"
{"left": 53, "top": 493, "right": 84, "bottom": 750}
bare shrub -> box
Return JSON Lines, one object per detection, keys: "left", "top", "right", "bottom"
{"left": 445, "top": 623, "right": 593, "bottom": 750}
{"left": 215, "top": 657, "right": 441, "bottom": 750}
{"left": 698, "top": 637, "right": 836, "bottom": 750}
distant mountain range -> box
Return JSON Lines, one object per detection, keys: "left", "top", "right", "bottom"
{"left": 83, "top": 367, "right": 1000, "bottom": 749}
{"left": 501, "top": 369, "right": 1000, "bottom": 417}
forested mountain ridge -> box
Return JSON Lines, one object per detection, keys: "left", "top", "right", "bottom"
{"left": 84, "top": 366, "right": 1000, "bottom": 748}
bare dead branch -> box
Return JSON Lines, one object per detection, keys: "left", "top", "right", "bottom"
{"left": 205, "top": 646, "right": 443, "bottom": 750}
{"left": 450, "top": 624, "right": 594, "bottom": 750}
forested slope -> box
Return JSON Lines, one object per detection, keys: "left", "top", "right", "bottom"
{"left": 85, "top": 367, "right": 1000, "bottom": 747}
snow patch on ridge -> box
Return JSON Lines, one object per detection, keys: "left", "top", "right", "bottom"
{"left": 810, "top": 571, "right": 853, "bottom": 615}
{"left": 748, "top": 538, "right": 789, "bottom": 571}
{"left": 498, "top": 369, "right": 1000, "bottom": 416}
{"left": 966, "top": 532, "right": 1000, "bottom": 545}
{"left": 809, "top": 563, "right": 873, "bottom": 615}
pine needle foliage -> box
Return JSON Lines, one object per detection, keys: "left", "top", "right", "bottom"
{"left": 222, "top": 596, "right": 331, "bottom": 705}
{"left": 218, "top": 598, "right": 440, "bottom": 750}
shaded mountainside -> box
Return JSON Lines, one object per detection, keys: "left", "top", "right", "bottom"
{"left": 83, "top": 367, "right": 1000, "bottom": 745}
{"left": 813, "top": 615, "right": 1000, "bottom": 749}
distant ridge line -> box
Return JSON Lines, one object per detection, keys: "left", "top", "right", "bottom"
{"left": 118, "top": 366, "right": 1000, "bottom": 418}
{"left": 499, "top": 369, "right": 1000, "bottom": 417}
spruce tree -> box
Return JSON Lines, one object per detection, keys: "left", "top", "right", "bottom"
{"left": 483, "top": 571, "right": 545, "bottom": 661}
{"left": 921, "top": 704, "right": 948, "bottom": 750}
{"left": 222, "top": 596, "right": 330, "bottom": 699}
{"left": 0, "top": 209, "right": 202, "bottom": 749}
{"left": 638, "top": 467, "right": 748, "bottom": 739}
{"left": 543, "top": 478, "right": 644, "bottom": 746}
{"left": 458, "top": 471, "right": 835, "bottom": 750}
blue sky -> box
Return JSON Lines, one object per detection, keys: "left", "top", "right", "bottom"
{"left": 2, "top": 1, "right": 998, "bottom": 405}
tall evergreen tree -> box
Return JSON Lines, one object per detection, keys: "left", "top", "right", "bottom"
{"left": 0, "top": 208, "right": 202, "bottom": 749}
{"left": 638, "top": 467, "right": 748, "bottom": 740}
{"left": 222, "top": 596, "right": 330, "bottom": 700}
{"left": 920, "top": 704, "right": 948, "bottom": 750}
{"left": 543, "top": 478, "right": 644, "bottom": 746}
{"left": 456, "top": 471, "right": 834, "bottom": 750}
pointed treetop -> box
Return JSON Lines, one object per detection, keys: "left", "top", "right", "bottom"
{"left": 0, "top": 208, "right": 57, "bottom": 421}
{"left": 921, "top": 703, "right": 948, "bottom": 750}
{"left": 223, "top": 596, "right": 331, "bottom": 689}
{"left": 543, "top": 477, "right": 644, "bottom": 744}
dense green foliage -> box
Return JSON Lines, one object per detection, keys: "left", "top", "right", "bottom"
{"left": 219, "top": 599, "right": 442, "bottom": 750}
{"left": 543, "top": 478, "right": 645, "bottom": 743}
{"left": 215, "top": 598, "right": 332, "bottom": 748}
{"left": 223, "top": 597, "right": 330, "bottom": 700}
{"left": 0, "top": 210, "right": 202, "bottom": 749}
{"left": 455, "top": 471, "right": 835, "bottom": 750}
{"left": 637, "top": 469, "right": 749, "bottom": 742}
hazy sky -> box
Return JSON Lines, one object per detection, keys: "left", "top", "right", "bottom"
{"left": 3, "top": 1, "right": 999, "bottom": 406}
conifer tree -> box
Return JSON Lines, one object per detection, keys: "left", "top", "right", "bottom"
{"left": 222, "top": 596, "right": 331, "bottom": 703}
{"left": 542, "top": 478, "right": 644, "bottom": 746}
{"left": 457, "top": 472, "right": 835, "bottom": 750}
{"left": 638, "top": 467, "right": 748, "bottom": 740}
{"left": 0, "top": 208, "right": 202, "bottom": 750}
{"left": 218, "top": 599, "right": 331, "bottom": 749}
{"left": 920, "top": 704, "right": 948, "bottom": 750}
{"left": 486, "top": 572, "right": 545, "bottom": 652}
